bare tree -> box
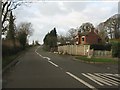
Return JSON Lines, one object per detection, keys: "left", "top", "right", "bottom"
{"left": 67, "top": 28, "right": 77, "bottom": 39}
{"left": 2, "top": 0, "right": 25, "bottom": 33}
{"left": 16, "top": 22, "right": 33, "bottom": 48}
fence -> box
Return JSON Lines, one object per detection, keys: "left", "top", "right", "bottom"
{"left": 93, "top": 50, "right": 112, "bottom": 57}
{"left": 58, "top": 45, "right": 90, "bottom": 56}
{"left": 58, "top": 45, "right": 112, "bottom": 57}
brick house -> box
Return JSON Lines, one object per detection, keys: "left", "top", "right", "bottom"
{"left": 75, "top": 28, "right": 102, "bottom": 45}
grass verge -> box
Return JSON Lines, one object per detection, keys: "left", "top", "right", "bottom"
{"left": 2, "top": 47, "right": 31, "bottom": 68}
{"left": 75, "top": 56, "right": 118, "bottom": 64}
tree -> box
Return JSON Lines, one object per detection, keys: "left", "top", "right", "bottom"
{"left": 43, "top": 27, "right": 57, "bottom": 51}
{"left": 2, "top": 0, "right": 31, "bottom": 34}
{"left": 16, "top": 22, "right": 33, "bottom": 49}
{"left": 6, "top": 11, "right": 15, "bottom": 41}
{"left": 66, "top": 28, "right": 77, "bottom": 44}
{"left": 79, "top": 22, "right": 94, "bottom": 33}
{"left": 67, "top": 28, "right": 77, "bottom": 39}
{"left": 2, "top": 0, "right": 24, "bottom": 34}
{"left": 97, "top": 14, "right": 120, "bottom": 39}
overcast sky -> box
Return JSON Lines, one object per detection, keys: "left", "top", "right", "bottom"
{"left": 13, "top": 0, "right": 118, "bottom": 44}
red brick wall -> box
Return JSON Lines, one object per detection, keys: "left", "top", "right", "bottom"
{"left": 86, "top": 31, "right": 99, "bottom": 44}
{"left": 78, "top": 31, "right": 101, "bottom": 45}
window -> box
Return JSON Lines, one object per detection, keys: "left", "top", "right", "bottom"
{"left": 82, "top": 37, "right": 84, "bottom": 41}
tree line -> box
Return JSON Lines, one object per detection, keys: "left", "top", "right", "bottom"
{"left": 43, "top": 14, "right": 120, "bottom": 57}
{"left": 2, "top": 0, "right": 33, "bottom": 58}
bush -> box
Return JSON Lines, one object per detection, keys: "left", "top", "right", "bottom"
{"left": 111, "top": 41, "right": 120, "bottom": 57}
{"left": 90, "top": 44, "right": 111, "bottom": 51}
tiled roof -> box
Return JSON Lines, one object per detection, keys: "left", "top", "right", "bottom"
{"left": 78, "top": 31, "right": 90, "bottom": 36}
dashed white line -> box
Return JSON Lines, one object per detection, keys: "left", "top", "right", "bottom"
{"left": 48, "top": 61, "right": 58, "bottom": 67}
{"left": 35, "top": 47, "right": 50, "bottom": 60}
{"left": 66, "top": 72, "right": 96, "bottom": 90}
{"left": 35, "top": 46, "right": 59, "bottom": 68}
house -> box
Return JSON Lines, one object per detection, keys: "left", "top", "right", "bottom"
{"left": 75, "top": 28, "right": 102, "bottom": 45}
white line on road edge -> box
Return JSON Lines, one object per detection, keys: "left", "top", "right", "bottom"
{"left": 66, "top": 72, "right": 97, "bottom": 90}
{"left": 35, "top": 46, "right": 59, "bottom": 68}
{"left": 35, "top": 46, "right": 51, "bottom": 61}
{"left": 43, "top": 57, "right": 51, "bottom": 61}
{"left": 48, "top": 61, "right": 58, "bottom": 67}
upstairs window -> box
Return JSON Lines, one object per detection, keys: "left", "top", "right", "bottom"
{"left": 82, "top": 37, "right": 84, "bottom": 41}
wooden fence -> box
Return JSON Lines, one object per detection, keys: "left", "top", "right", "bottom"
{"left": 58, "top": 45, "right": 112, "bottom": 57}
{"left": 93, "top": 50, "right": 112, "bottom": 57}
{"left": 58, "top": 45, "right": 90, "bottom": 56}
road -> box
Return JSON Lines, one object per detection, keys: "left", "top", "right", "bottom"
{"left": 3, "top": 46, "right": 119, "bottom": 89}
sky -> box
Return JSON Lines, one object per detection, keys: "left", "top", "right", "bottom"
{"left": 13, "top": 0, "right": 118, "bottom": 44}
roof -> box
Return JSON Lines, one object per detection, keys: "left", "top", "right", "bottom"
{"left": 78, "top": 31, "right": 90, "bottom": 36}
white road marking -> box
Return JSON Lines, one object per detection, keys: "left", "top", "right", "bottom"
{"left": 66, "top": 72, "right": 96, "bottom": 90}
{"left": 94, "top": 73, "right": 119, "bottom": 86}
{"left": 35, "top": 46, "right": 51, "bottom": 60}
{"left": 35, "top": 46, "right": 59, "bottom": 68}
{"left": 99, "top": 73, "right": 120, "bottom": 82}
{"left": 82, "top": 73, "right": 120, "bottom": 86}
{"left": 105, "top": 73, "right": 120, "bottom": 78}
{"left": 87, "top": 73, "right": 112, "bottom": 86}
{"left": 43, "top": 57, "right": 51, "bottom": 61}
{"left": 82, "top": 73, "right": 104, "bottom": 86}
{"left": 48, "top": 61, "right": 58, "bottom": 67}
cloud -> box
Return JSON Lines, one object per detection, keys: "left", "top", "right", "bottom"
{"left": 14, "top": 1, "right": 118, "bottom": 44}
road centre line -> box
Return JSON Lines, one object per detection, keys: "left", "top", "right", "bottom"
{"left": 35, "top": 46, "right": 51, "bottom": 60}
{"left": 48, "top": 61, "right": 58, "bottom": 67}
{"left": 66, "top": 72, "right": 97, "bottom": 90}
{"left": 35, "top": 46, "right": 59, "bottom": 68}
{"left": 43, "top": 57, "right": 51, "bottom": 61}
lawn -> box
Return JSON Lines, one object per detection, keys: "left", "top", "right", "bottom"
{"left": 75, "top": 56, "right": 118, "bottom": 63}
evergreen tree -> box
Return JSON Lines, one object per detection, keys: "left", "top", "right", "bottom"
{"left": 43, "top": 27, "right": 57, "bottom": 51}
{"left": 6, "top": 11, "right": 15, "bottom": 41}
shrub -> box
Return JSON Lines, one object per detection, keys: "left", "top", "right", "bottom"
{"left": 90, "top": 44, "right": 111, "bottom": 51}
{"left": 111, "top": 41, "right": 120, "bottom": 57}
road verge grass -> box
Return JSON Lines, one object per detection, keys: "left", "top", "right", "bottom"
{"left": 75, "top": 56, "right": 118, "bottom": 64}
{"left": 2, "top": 47, "right": 31, "bottom": 68}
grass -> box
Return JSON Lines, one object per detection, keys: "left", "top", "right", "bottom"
{"left": 75, "top": 56, "right": 118, "bottom": 63}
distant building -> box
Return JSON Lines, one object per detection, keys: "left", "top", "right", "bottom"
{"left": 75, "top": 28, "right": 102, "bottom": 45}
